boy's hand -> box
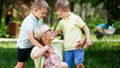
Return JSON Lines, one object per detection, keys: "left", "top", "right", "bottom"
{"left": 86, "top": 38, "right": 92, "bottom": 47}
{"left": 75, "top": 38, "right": 86, "bottom": 49}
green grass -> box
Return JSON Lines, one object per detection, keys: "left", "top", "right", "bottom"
{"left": 84, "top": 42, "right": 120, "bottom": 68}
{"left": 0, "top": 41, "right": 120, "bottom": 68}
{"left": 0, "top": 42, "right": 34, "bottom": 68}
{"left": 89, "top": 33, "right": 120, "bottom": 41}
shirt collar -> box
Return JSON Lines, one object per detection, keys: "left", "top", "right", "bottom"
{"left": 63, "top": 12, "right": 73, "bottom": 20}
{"left": 30, "top": 13, "right": 40, "bottom": 22}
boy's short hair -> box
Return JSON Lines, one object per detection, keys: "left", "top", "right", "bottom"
{"left": 55, "top": 0, "right": 70, "bottom": 11}
{"left": 31, "top": 0, "right": 49, "bottom": 10}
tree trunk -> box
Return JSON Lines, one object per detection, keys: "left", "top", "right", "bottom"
{"left": 70, "top": 0, "right": 75, "bottom": 12}
{"left": 0, "top": 0, "right": 3, "bottom": 24}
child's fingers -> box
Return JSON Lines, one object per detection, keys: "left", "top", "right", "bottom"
{"left": 75, "top": 42, "right": 82, "bottom": 49}
{"left": 86, "top": 39, "right": 92, "bottom": 47}
{"left": 75, "top": 38, "right": 86, "bottom": 49}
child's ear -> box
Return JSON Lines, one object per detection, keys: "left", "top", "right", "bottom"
{"left": 34, "top": 8, "right": 39, "bottom": 12}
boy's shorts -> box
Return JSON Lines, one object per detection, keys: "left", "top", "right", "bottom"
{"left": 18, "top": 47, "right": 33, "bottom": 62}
{"left": 64, "top": 49, "right": 84, "bottom": 68}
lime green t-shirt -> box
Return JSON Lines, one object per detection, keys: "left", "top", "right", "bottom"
{"left": 56, "top": 13, "right": 86, "bottom": 51}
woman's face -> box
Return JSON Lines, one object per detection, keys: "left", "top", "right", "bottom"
{"left": 44, "top": 29, "right": 55, "bottom": 41}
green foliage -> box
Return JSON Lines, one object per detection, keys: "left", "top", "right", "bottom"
{"left": 76, "top": 0, "right": 120, "bottom": 25}
{"left": 46, "top": 0, "right": 57, "bottom": 9}
{"left": 0, "top": 25, "right": 9, "bottom": 38}
{"left": 85, "top": 18, "right": 107, "bottom": 33}
{"left": 77, "top": 0, "right": 104, "bottom": 7}
{"left": 1, "top": 0, "right": 119, "bottom": 37}
{"left": 114, "top": 20, "right": 120, "bottom": 28}
{"left": 105, "top": 0, "right": 120, "bottom": 21}
{"left": 2, "top": 0, "right": 11, "bottom": 7}
{"left": 0, "top": 17, "right": 9, "bottom": 38}
{"left": 104, "top": 0, "right": 120, "bottom": 25}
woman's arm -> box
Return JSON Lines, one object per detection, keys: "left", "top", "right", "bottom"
{"left": 31, "top": 46, "right": 49, "bottom": 59}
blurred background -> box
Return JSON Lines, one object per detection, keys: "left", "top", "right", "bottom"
{"left": 0, "top": 0, "right": 120, "bottom": 39}
{"left": 0, "top": 0, "right": 120, "bottom": 68}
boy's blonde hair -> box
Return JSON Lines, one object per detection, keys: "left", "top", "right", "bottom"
{"left": 55, "top": 0, "right": 70, "bottom": 11}
{"left": 31, "top": 0, "right": 49, "bottom": 11}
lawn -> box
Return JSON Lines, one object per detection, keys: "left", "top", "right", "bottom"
{"left": 0, "top": 41, "right": 120, "bottom": 68}
{"left": 0, "top": 42, "right": 34, "bottom": 68}
{"left": 84, "top": 42, "right": 120, "bottom": 68}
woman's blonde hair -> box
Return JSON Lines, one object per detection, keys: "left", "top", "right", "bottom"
{"left": 34, "top": 24, "right": 50, "bottom": 41}
{"left": 31, "top": 0, "right": 49, "bottom": 11}
{"left": 55, "top": 0, "right": 70, "bottom": 11}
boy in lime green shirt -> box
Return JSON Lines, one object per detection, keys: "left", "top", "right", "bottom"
{"left": 55, "top": 0, "right": 92, "bottom": 68}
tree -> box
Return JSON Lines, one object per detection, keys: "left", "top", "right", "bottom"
{"left": 0, "top": 0, "right": 3, "bottom": 24}
{"left": 104, "top": 0, "right": 120, "bottom": 26}
{"left": 76, "top": 0, "right": 120, "bottom": 26}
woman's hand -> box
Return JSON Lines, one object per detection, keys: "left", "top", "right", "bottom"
{"left": 75, "top": 38, "right": 86, "bottom": 49}
{"left": 43, "top": 51, "right": 51, "bottom": 58}
{"left": 43, "top": 47, "right": 53, "bottom": 58}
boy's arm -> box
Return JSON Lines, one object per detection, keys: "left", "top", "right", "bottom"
{"left": 27, "top": 30, "right": 43, "bottom": 48}
{"left": 54, "top": 30, "right": 61, "bottom": 37}
{"left": 28, "top": 30, "right": 52, "bottom": 59}
{"left": 82, "top": 25, "right": 92, "bottom": 47}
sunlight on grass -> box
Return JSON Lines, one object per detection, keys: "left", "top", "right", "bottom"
{"left": 0, "top": 42, "right": 17, "bottom": 48}
{"left": 90, "top": 33, "right": 120, "bottom": 41}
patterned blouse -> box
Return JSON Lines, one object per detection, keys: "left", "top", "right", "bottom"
{"left": 43, "top": 52, "right": 62, "bottom": 68}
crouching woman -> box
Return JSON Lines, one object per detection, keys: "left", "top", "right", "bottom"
{"left": 31, "top": 24, "right": 68, "bottom": 68}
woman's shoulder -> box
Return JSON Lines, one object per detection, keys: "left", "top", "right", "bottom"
{"left": 31, "top": 47, "right": 40, "bottom": 52}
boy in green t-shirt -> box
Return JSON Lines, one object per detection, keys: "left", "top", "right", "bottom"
{"left": 54, "top": 0, "right": 92, "bottom": 68}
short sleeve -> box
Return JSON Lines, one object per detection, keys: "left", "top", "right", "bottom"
{"left": 56, "top": 21, "right": 63, "bottom": 32}
{"left": 30, "top": 47, "right": 39, "bottom": 59}
{"left": 25, "top": 21, "right": 34, "bottom": 31}
{"left": 75, "top": 16, "right": 86, "bottom": 28}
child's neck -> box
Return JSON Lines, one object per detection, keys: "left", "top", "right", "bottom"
{"left": 63, "top": 12, "right": 71, "bottom": 19}
{"left": 33, "top": 12, "right": 39, "bottom": 20}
